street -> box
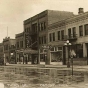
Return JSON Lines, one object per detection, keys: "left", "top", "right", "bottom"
{"left": 0, "top": 64, "right": 88, "bottom": 88}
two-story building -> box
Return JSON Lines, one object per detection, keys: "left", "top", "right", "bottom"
{"left": 65, "top": 8, "right": 88, "bottom": 65}
{"left": 3, "top": 37, "right": 16, "bottom": 64}
{"left": 47, "top": 8, "right": 88, "bottom": 65}
{"left": 15, "top": 32, "right": 26, "bottom": 64}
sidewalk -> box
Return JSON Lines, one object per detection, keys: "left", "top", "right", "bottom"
{"left": 5, "top": 63, "right": 88, "bottom": 70}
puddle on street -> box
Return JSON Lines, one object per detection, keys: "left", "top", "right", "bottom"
{"left": 0, "top": 66, "right": 88, "bottom": 88}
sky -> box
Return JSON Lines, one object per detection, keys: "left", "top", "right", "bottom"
{"left": 0, "top": 0, "right": 88, "bottom": 42}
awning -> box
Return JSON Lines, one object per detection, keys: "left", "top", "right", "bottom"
{"left": 24, "top": 49, "right": 38, "bottom": 54}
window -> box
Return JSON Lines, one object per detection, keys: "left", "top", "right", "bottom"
{"left": 20, "top": 41, "right": 23, "bottom": 48}
{"left": 79, "top": 25, "right": 83, "bottom": 36}
{"left": 77, "top": 44, "right": 83, "bottom": 58}
{"left": 53, "top": 33, "right": 55, "bottom": 41}
{"left": 39, "top": 37, "right": 41, "bottom": 44}
{"left": 44, "top": 22, "right": 46, "bottom": 29}
{"left": 84, "top": 24, "right": 88, "bottom": 35}
{"left": 61, "top": 30, "right": 64, "bottom": 40}
{"left": 68, "top": 28, "right": 71, "bottom": 38}
{"left": 44, "top": 36, "right": 46, "bottom": 44}
{"left": 39, "top": 36, "right": 46, "bottom": 44}
{"left": 32, "top": 23, "right": 37, "bottom": 33}
{"left": 17, "top": 42, "right": 19, "bottom": 48}
{"left": 41, "top": 23, "right": 43, "bottom": 30}
{"left": 49, "top": 34, "right": 52, "bottom": 42}
{"left": 58, "top": 31, "right": 60, "bottom": 40}
{"left": 4, "top": 44, "right": 9, "bottom": 50}
{"left": 72, "top": 27, "right": 76, "bottom": 37}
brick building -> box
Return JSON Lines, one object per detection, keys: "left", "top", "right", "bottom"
{"left": 3, "top": 37, "right": 16, "bottom": 64}
{"left": 24, "top": 10, "right": 74, "bottom": 64}
{"left": 15, "top": 32, "right": 25, "bottom": 64}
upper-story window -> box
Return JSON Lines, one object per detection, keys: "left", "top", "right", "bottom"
{"left": 58, "top": 31, "right": 60, "bottom": 40}
{"left": 25, "top": 27, "right": 30, "bottom": 32}
{"left": 68, "top": 28, "right": 71, "bottom": 38}
{"left": 53, "top": 33, "right": 55, "bottom": 41}
{"left": 72, "top": 27, "right": 76, "bottom": 37}
{"left": 17, "top": 42, "right": 19, "bottom": 48}
{"left": 79, "top": 25, "right": 83, "bottom": 36}
{"left": 49, "top": 32, "right": 55, "bottom": 42}
{"left": 44, "top": 22, "right": 46, "bottom": 29}
{"left": 44, "top": 36, "right": 46, "bottom": 44}
{"left": 84, "top": 24, "right": 88, "bottom": 35}
{"left": 20, "top": 41, "right": 23, "bottom": 48}
{"left": 39, "top": 22, "right": 46, "bottom": 31}
{"left": 61, "top": 30, "right": 64, "bottom": 40}
{"left": 39, "top": 36, "right": 46, "bottom": 44}
{"left": 32, "top": 23, "right": 37, "bottom": 33}
{"left": 4, "top": 44, "right": 9, "bottom": 50}
{"left": 49, "top": 34, "right": 52, "bottom": 42}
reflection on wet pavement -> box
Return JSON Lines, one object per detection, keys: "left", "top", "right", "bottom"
{"left": 0, "top": 66, "right": 88, "bottom": 88}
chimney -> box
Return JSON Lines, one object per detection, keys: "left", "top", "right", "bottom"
{"left": 78, "top": 8, "right": 84, "bottom": 14}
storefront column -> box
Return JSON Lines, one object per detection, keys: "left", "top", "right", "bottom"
{"left": 66, "top": 47, "right": 68, "bottom": 63}
{"left": 50, "top": 52, "right": 51, "bottom": 64}
{"left": 26, "top": 54, "right": 28, "bottom": 64}
{"left": 47, "top": 49, "right": 50, "bottom": 65}
{"left": 83, "top": 43, "right": 87, "bottom": 57}
{"left": 38, "top": 49, "right": 40, "bottom": 64}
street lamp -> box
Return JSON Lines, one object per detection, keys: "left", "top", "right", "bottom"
{"left": 64, "top": 40, "right": 71, "bottom": 68}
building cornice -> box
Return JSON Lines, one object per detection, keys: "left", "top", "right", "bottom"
{"left": 66, "top": 11, "right": 88, "bottom": 24}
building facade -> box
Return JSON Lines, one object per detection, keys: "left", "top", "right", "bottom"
{"left": 3, "top": 37, "right": 16, "bottom": 64}
{"left": 47, "top": 8, "right": 88, "bottom": 65}
{"left": 23, "top": 10, "right": 74, "bottom": 65}
{"left": 15, "top": 32, "right": 25, "bottom": 64}
{"left": 0, "top": 43, "right": 4, "bottom": 65}
{"left": 48, "top": 20, "right": 66, "bottom": 65}
{"left": 65, "top": 8, "right": 88, "bottom": 65}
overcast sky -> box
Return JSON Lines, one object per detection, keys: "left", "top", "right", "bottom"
{"left": 0, "top": 0, "right": 88, "bottom": 42}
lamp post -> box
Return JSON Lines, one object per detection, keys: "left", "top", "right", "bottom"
{"left": 64, "top": 40, "right": 71, "bottom": 68}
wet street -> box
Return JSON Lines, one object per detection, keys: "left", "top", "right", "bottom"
{"left": 0, "top": 66, "right": 88, "bottom": 88}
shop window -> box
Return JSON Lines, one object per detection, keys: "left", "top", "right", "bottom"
{"left": 77, "top": 44, "right": 83, "bottom": 58}
{"left": 57, "top": 47, "right": 62, "bottom": 51}
{"left": 51, "top": 47, "right": 54, "bottom": 51}
{"left": 40, "top": 54, "right": 45, "bottom": 62}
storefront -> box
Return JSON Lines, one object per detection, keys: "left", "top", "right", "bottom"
{"left": 50, "top": 46, "right": 63, "bottom": 65}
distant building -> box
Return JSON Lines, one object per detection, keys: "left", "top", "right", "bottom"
{"left": 3, "top": 37, "right": 16, "bottom": 64}
{"left": 0, "top": 43, "right": 4, "bottom": 64}
{"left": 15, "top": 32, "right": 25, "bottom": 64}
